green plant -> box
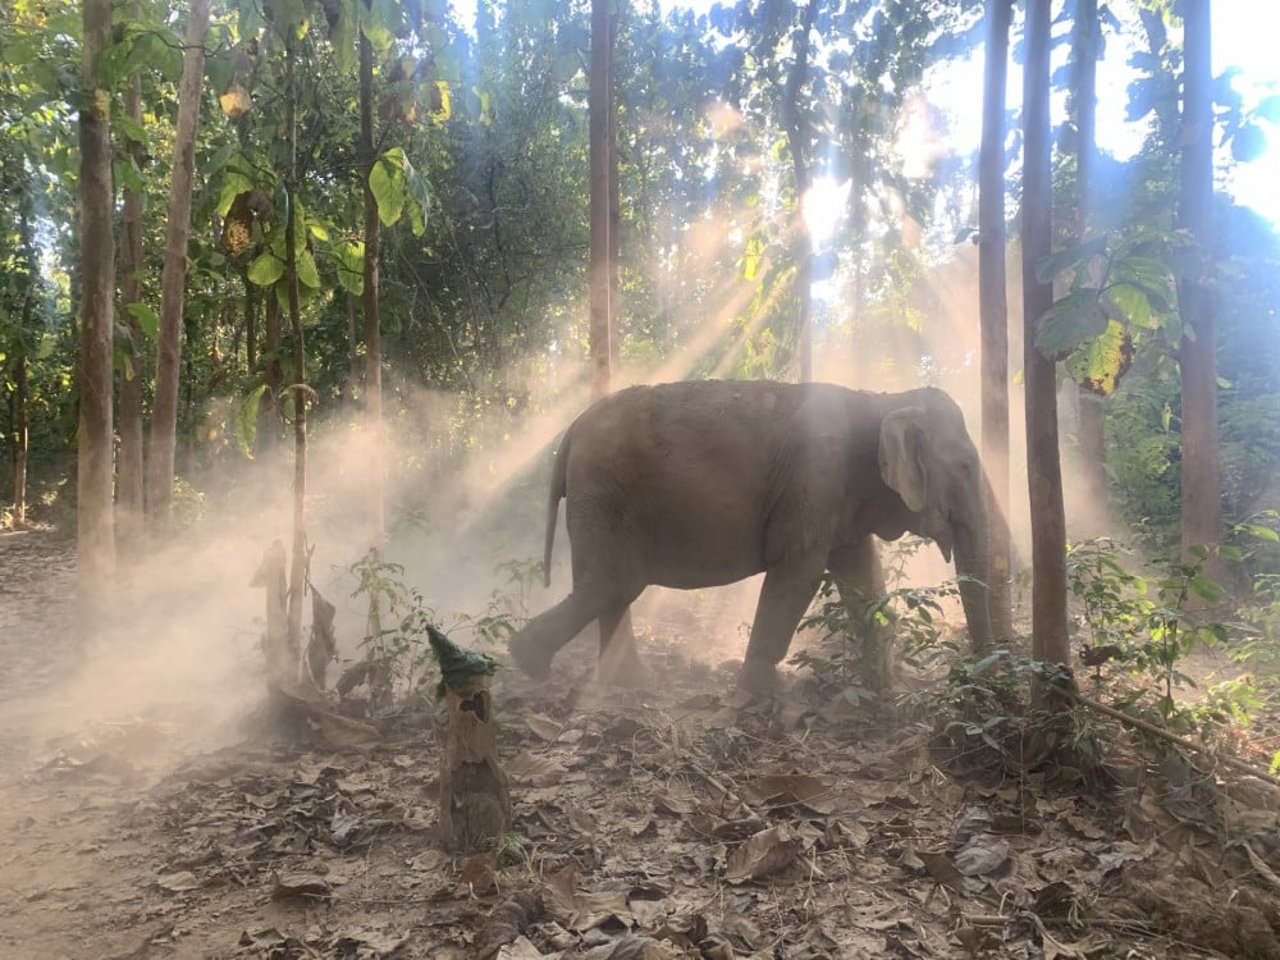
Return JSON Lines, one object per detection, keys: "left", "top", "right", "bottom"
{"left": 1066, "top": 538, "right": 1235, "bottom": 728}
{"left": 349, "top": 548, "right": 441, "bottom": 710}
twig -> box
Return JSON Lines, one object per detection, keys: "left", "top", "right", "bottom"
{"left": 1054, "top": 686, "right": 1280, "bottom": 788}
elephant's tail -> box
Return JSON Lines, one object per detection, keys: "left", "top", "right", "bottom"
{"left": 543, "top": 429, "right": 570, "bottom": 587}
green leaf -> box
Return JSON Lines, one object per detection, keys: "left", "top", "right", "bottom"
{"left": 1036, "top": 289, "right": 1108, "bottom": 359}
{"left": 296, "top": 248, "right": 320, "bottom": 289}
{"left": 1107, "top": 282, "right": 1154, "bottom": 328}
{"left": 218, "top": 172, "right": 254, "bottom": 217}
{"left": 333, "top": 0, "right": 359, "bottom": 71}
{"left": 248, "top": 250, "right": 285, "bottom": 286}
{"left": 126, "top": 302, "right": 159, "bottom": 340}
{"left": 370, "top": 148, "right": 408, "bottom": 227}
{"left": 1189, "top": 573, "right": 1226, "bottom": 603}
{"left": 1243, "top": 523, "right": 1280, "bottom": 543}
{"left": 235, "top": 384, "right": 270, "bottom": 459}
{"left": 1036, "top": 236, "right": 1107, "bottom": 285}
{"left": 1064, "top": 319, "right": 1133, "bottom": 396}
{"left": 115, "top": 112, "right": 149, "bottom": 147}
{"left": 335, "top": 240, "right": 365, "bottom": 295}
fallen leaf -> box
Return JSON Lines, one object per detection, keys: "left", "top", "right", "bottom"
{"left": 497, "top": 936, "right": 546, "bottom": 959}
{"left": 507, "top": 754, "right": 567, "bottom": 787}
{"left": 526, "top": 715, "right": 563, "bottom": 741}
{"left": 954, "top": 835, "right": 1011, "bottom": 877}
{"left": 544, "top": 866, "right": 632, "bottom": 932}
{"left": 653, "top": 791, "right": 696, "bottom": 816}
{"left": 724, "top": 825, "right": 801, "bottom": 884}
{"left": 741, "top": 774, "right": 836, "bottom": 814}
{"left": 156, "top": 871, "right": 200, "bottom": 894}
{"left": 270, "top": 871, "right": 331, "bottom": 900}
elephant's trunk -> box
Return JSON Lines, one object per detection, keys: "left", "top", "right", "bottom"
{"left": 953, "top": 518, "right": 993, "bottom": 654}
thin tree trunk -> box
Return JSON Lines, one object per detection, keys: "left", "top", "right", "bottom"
{"left": 147, "top": 0, "right": 210, "bottom": 531}
{"left": 261, "top": 286, "right": 282, "bottom": 457}
{"left": 118, "top": 67, "right": 146, "bottom": 549}
{"left": 344, "top": 292, "right": 358, "bottom": 406}
{"left": 359, "top": 29, "right": 385, "bottom": 538}
{"left": 1073, "top": 0, "right": 1108, "bottom": 536}
{"left": 1178, "top": 0, "right": 1222, "bottom": 574}
{"left": 12, "top": 341, "right": 28, "bottom": 527}
{"left": 783, "top": 0, "right": 819, "bottom": 382}
{"left": 285, "top": 36, "right": 308, "bottom": 649}
{"left": 244, "top": 266, "right": 258, "bottom": 375}
{"left": 979, "top": 0, "right": 1013, "bottom": 646}
{"left": 588, "top": 0, "right": 614, "bottom": 400}
{"left": 1021, "top": 0, "right": 1070, "bottom": 670}
{"left": 77, "top": 0, "right": 117, "bottom": 623}
{"left": 608, "top": 5, "right": 621, "bottom": 377}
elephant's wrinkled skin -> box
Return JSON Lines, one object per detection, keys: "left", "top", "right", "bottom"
{"left": 509, "top": 380, "right": 991, "bottom": 691}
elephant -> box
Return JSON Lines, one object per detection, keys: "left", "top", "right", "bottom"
{"left": 508, "top": 380, "right": 992, "bottom": 692}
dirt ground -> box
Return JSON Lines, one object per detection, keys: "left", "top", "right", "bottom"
{"left": 5, "top": 528, "right": 1280, "bottom": 959}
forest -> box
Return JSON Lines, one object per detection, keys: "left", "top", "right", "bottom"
{"left": 3, "top": 0, "right": 1280, "bottom": 956}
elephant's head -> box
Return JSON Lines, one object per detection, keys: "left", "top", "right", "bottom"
{"left": 877, "top": 391, "right": 993, "bottom": 651}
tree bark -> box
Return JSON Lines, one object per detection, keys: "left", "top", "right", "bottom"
{"left": 979, "top": 0, "right": 1013, "bottom": 646}
{"left": 1021, "top": 0, "right": 1070, "bottom": 670}
{"left": 284, "top": 35, "right": 308, "bottom": 650}
{"left": 261, "top": 287, "right": 282, "bottom": 458}
{"left": 1178, "top": 0, "right": 1222, "bottom": 573}
{"left": 11, "top": 336, "right": 28, "bottom": 528}
{"left": 1073, "top": 0, "right": 1108, "bottom": 536}
{"left": 588, "top": 0, "right": 615, "bottom": 400}
{"left": 244, "top": 266, "right": 257, "bottom": 378}
{"left": 118, "top": 66, "right": 146, "bottom": 549}
{"left": 360, "top": 29, "right": 385, "bottom": 539}
{"left": 783, "top": 0, "right": 819, "bottom": 382}
{"left": 438, "top": 677, "right": 512, "bottom": 852}
{"left": 147, "top": 0, "right": 210, "bottom": 531}
{"left": 77, "top": 0, "right": 117, "bottom": 623}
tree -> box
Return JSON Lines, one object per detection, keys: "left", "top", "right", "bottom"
{"left": 147, "top": 0, "right": 210, "bottom": 530}
{"left": 77, "top": 0, "right": 117, "bottom": 617}
{"left": 782, "top": 0, "right": 819, "bottom": 382}
{"left": 1072, "top": 0, "right": 1108, "bottom": 534}
{"left": 117, "top": 52, "right": 146, "bottom": 549}
{"left": 589, "top": 0, "right": 616, "bottom": 399}
{"left": 1178, "top": 0, "right": 1221, "bottom": 569}
{"left": 359, "top": 26, "right": 384, "bottom": 540}
{"left": 978, "top": 0, "right": 1013, "bottom": 647}
{"left": 1021, "top": 0, "right": 1069, "bottom": 669}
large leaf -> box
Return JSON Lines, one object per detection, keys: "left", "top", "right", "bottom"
{"left": 1064, "top": 320, "right": 1133, "bottom": 396}
{"left": 248, "top": 249, "right": 285, "bottom": 287}
{"left": 125, "top": 302, "right": 159, "bottom": 340}
{"left": 235, "top": 384, "right": 270, "bottom": 459}
{"left": 296, "top": 248, "right": 321, "bottom": 289}
{"left": 218, "top": 172, "right": 254, "bottom": 217}
{"left": 1036, "top": 289, "right": 1108, "bottom": 359}
{"left": 370, "top": 148, "right": 408, "bottom": 227}
{"left": 335, "top": 240, "right": 365, "bottom": 295}
{"left": 1035, "top": 235, "right": 1107, "bottom": 285}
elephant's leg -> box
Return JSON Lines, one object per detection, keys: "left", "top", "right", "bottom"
{"left": 509, "top": 590, "right": 617, "bottom": 679}
{"left": 741, "top": 560, "right": 824, "bottom": 693}
{"left": 830, "top": 537, "right": 893, "bottom": 692}
{"left": 596, "top": 601, "right": 646, "bottom": 686}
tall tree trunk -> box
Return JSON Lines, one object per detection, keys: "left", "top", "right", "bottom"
{"left": 608, "top": 15, "right": 622, "bottom": 379}
{"left": 344, "top": 292, "right": 357, "bottom": 406}
{"left": 1073, "top": 0, "right": 1108, "bottom": 536}
{"left": 77, "top": 0, "right": 117, "bottom": 622}
{"left": 979, "top": 0, "right": 1013, "bottom": 647}
{"left": 12, "top": 336, "right": 28, "bottom": 528}
{"left": 118, "top": 66, "right": 146, "bottom": 549}
{"left": 261, "top": 286, "right": 282, "bottom": 458}
{"left": 1021, "top": 0, "right": 1069, "bottom": 670}
{"left": 588, "top": 0, "right": 614, "bottom": 400}
{"left": 285, "top": 36, "right": 309, "bottom": 649}
{"left": 783, "top": 0, "right": 819, "bottom": 382}
{"left": 244, "top": 266, "right": 258, "bottom": 375}
{"left": 359, "top": 29, "right": 385, "bottom": 539}
{"left": 1178, "top": 0, "right": 1221, "bottom": 573}
{"left": 147, "top": 0, "right": 209, "bottom": 531}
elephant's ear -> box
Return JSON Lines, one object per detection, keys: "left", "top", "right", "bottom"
{"left": 878, "top": 408, "right": 928, "bottom": 513}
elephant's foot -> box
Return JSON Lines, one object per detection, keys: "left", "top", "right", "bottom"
{"left": 509, "top": 634, "right": 554, "bottom": 680}
{"left": 738, "top": 657, "right": 782, "bottom": 696}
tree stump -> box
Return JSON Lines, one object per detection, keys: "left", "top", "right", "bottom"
{"left": 438, "top": 677, "right": 512, "bottom": 852}
{"left": 429, "top": 626, "right": 511, "bottom": 852}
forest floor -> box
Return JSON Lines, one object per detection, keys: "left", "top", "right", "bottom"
{"left": 4, "top": 528, "right": 1280, "bottom": 959}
